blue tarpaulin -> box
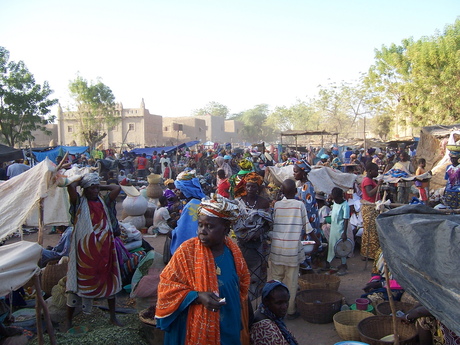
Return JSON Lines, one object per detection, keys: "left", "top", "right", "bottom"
{"left": 32, "top": 146, "right": 89, "bottom": 163}
{"left": 130, "top": 141, "right": 201, "bottom": 156}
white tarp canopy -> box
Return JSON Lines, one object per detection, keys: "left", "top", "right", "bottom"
{"left": 0, "top": 158, "right": 90, "bottom": 241}
{"left": 0, "top": 241, "right": 42, "bottom": 296}
{"left": 265, "top": 165, "right": 357, "bottom": 194}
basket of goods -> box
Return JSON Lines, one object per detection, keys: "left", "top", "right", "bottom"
{"left": 333, "top": 310, "right": 374, "bottom": 341}
{"left": 298, "top": 274, "right": 341, "bottom": 291}
{"left": 41, "top": 258, "right": 68, "bottom": 296}
{"left": 296, "top": 289, "right": 343, "bottom": 324}
{"left": 375, "top": 301, "right": 415, "bottom": 316}
{"left": 139, "top": 305, "right": 164, "bottom": 345}
{"left": 357, "top": 315, "right": 418, "bottom": 345}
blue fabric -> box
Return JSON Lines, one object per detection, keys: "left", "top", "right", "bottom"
{"left": 157, "top": 291, "right": 198, "bottom": 345}
{"left": 217, "top": 246, "right": 242, "bottom": 345}
{"left": 170, "top": 199, "right": 201, "bottom": 255}
{"left": 32, "top": 146, "right": 89, "bottom": 162}
{"left": 174, "top": 178, "right": 206, "bottom": 200}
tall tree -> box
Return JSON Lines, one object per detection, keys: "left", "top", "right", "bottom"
{"left": 266, "top": 100, "right": 320, "bottom": 133}
{"left": 192, "top": 101, "right": 230, "bottom": 118}
{"left": 68, "top": 76, "right": 119, "bottom": 150}
{"left": 0, "top": 47, "right": 57, "bottom": 147}
{"left": 239, "top": 104, "right": 272, "bottom": 142}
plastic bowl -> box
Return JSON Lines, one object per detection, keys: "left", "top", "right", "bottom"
{"left": 301, "top": 240, "right": 316, "bottom": 253}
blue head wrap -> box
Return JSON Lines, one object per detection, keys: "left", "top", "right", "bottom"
{"left": 175, "top": 177, "right": 205, "bottom": 199}
{"left": 295, "top": 159, "right": 312, "bottom": 174}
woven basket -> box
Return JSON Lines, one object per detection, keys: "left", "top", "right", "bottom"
{"left": 375, "top": 301, "right": 415, "bottom": 316}
{"left": 41, "top": 260, "right": 68, "bottom": 296}
{"left": 139, "top": 306, "right": 157, "bottom": 326}
{"left": 334, "top": 310, "right": 374, "bottom": 340}
{"left": 296, "top": 289, "right": 343, "bottom": 324}
{"left": 358, "top": 315, "right": 418, "bottom": 345}
{"left": 298, "top": 274, "right": 341, "bottom": 291}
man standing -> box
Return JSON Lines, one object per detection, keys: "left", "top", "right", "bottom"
{"left": 6, "top": 159, "right": 30, "bottom": 179}
{"left": 135, "top": 153, "right": 149, "bottom": 180}
{"left": 270, "top": 179, "right": 319, "bottom": 320}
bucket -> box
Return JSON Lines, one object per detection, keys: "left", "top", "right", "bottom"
{"left": 355, "top": 298, "right": 370, "bottom": 311}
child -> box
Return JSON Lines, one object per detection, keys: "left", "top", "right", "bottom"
{"left": 327, "top": 187, "right": 350, "bottom": 276}
{"left": 415, "top": 158, "right": 429, "bottom": 202}
{"left": 149, "top": 196, "right": 174, "bottom": 237}
{"left": 216, "top": 169, "right": 230, "bottom": 198}
{"left": 270, "top": 179, "right": 320, "bottom": 320}
{"left": 163, "top": 162, "right": 171, "bottom": 179}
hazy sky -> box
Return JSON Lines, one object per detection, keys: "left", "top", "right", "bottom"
{"left": 1, "top": 0, "right": 459, "bottom": 117}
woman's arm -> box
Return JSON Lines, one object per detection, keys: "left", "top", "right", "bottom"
{"left": 100, "top": 184, "right": 121, "bottom": 201}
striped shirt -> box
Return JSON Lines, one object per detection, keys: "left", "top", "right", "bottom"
{"left": 270, "top": 198, "right": 313, "bottom": 267}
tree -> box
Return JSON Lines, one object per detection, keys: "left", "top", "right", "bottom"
{"left": 192, "top": 101, "right": 230, "bottom": 118}
{"left": 68, "top": 76, "right": 120, "bottom": 150}
{"left": 0, "top": 47, "right": 57, "bottom": 147}
{"left": 265, "top": 100, "right": 320, "bottom": 133}
{"left": 237, "top": 104, "right": 273, "bottom": 142}
{"left": 365, "top": 19, "right": 460, "bottom": 131}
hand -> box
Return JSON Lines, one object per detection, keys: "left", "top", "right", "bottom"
{"left": 196, "top": 292, "right": 226, "bottom": 312}
{"left": 341, "top": 233, "right": 347, "bottom": 241}
{"left": 378, "top": 179, "right": 384, "bottom": 185}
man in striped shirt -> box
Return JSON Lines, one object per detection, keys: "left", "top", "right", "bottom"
{"left": 269, "top": 179, "right": 320, "bottom": 320}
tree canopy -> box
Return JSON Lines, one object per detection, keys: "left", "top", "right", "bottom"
{"left": 68, "top": 76, "right": 119, "bottom": 150}
{"left": 192, "top": 101, "right": 230, "bottom": 118}
{"left": 0, "top": 47, "right": 57, "bottom": 147}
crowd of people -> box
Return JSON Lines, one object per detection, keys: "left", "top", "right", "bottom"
{"left": 2, "top": 141, "right": 460, "bottom": 344}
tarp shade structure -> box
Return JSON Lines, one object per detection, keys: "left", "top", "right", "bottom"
{"left": 0, "top": 241, "right": 42, "bottom": 296}
{"left": 130, "top": 146, "right": 176, "bottom": 156}
{"left": 265, "top": 165, "right": 357, "bottom": 194}
{"left": 32, "top": 146, "right": 90, "bottom": 163}
{"left": 0, "top": 144, "right": 23, "bottom": 162}
{"left": 0, "top": 158, "right": 71, "bottom": 241}
{"left": 416, "top": 124, "right": 460, "bottom": 189}
{"left": 130, "top": 141, "right": 201, "bottom": 156}
{"left": 376, "top": 205, "right": 460, "bottom": 335}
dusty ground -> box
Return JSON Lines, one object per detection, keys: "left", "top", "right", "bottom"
{"left": 5, "top": 225, "right": 374, "bottom": 345}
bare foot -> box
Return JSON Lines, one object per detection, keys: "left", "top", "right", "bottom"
{"left": 110, "top": 318, "right": 124, "bottom": 327}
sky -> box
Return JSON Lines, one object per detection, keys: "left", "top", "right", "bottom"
{"left": 1, "top": 0, "right": 459, "bottom": 118}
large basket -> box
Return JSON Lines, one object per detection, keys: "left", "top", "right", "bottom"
{"left": 139, "top": 306, "right": 164, "bottom": 345}
{"left": 334, "top": 310, "right": 374, "bottom": 340}
{"left": 358, "top": 315, "right": 418, "bottom": 345}
{"left": 296, "top": 289, "right": 343, "bottom": 324}
{"left": 41, "top": 260, "right": 68, "bottom": 296}
{"left": 298, "top": 274, "right": 341, "bottom": 291}
{"left": 375, "top": 301, "right": 415, "bottom": 316}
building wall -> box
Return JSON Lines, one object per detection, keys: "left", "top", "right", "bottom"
{"left": 162, "top": 117, "right": 206, "bottom": 144}
{"left": 195, "top": 115, "right": 226, "bottom": 142}
{"left": 224, "top": 120, "right": 244, "bottom": 143}
{"left": 30, "top": 123, "right": 59, "bottom": 147}
{"left": 57, "top": 100, "right": 163, "bottom": 148}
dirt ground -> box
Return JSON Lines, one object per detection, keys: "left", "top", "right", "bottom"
{"left": 5, "top": 224, "right": 375, "bottom": 345}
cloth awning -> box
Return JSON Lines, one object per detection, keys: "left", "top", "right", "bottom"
{"left": 376, "top": 205, "right": 460, "bottom": 335}
{"left": 0, "top": 144, "right": 23, "bottom": 162}
{"left": 0, "top": 241, "right": 42, "bottom": 296}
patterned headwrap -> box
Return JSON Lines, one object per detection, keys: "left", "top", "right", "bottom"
{"left": 449, "top": 150, "right": 460, "bottom": 157}
{"left": 198, "top": 194, "right": 239, "bottom": 222}
{"left": 244, "top": 172, "right": 263, "bottom": 186}
{"left": 80, "top": 173, "right": 100, "bottom": 189}
{"left": 296, "top": 159, "right": 312, "bottom": 174}
{"left": 164, "top": 178, "right": 175, "bottom": 186}
{"left": 238, "top": 158, "right": 253, "bottom": 172}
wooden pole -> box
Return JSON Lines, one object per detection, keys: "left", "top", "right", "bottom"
{"left": 384, "top": 260, "right": 400, "bottom": 345}
{"left": 34, "top": 275, "right": 57, "bottom": 345}
{"left": 37, "top": 198, "right": 45, "bottom": 246}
